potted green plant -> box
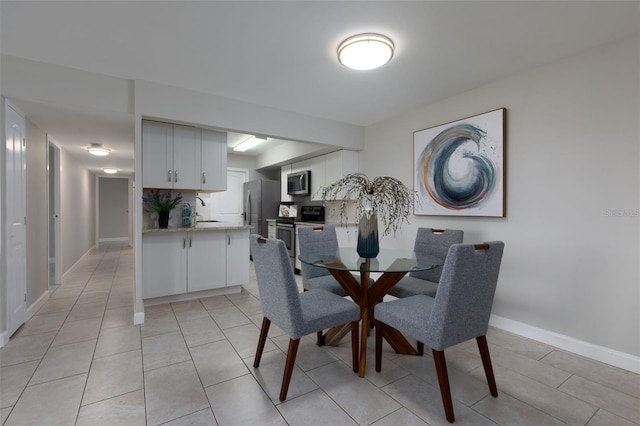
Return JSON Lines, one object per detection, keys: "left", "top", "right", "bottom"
{"left": 142, "top": 189, "right": 183, "bottom": 228}
{"left": 321, "top": 173, "right": 414, "bottom": 258}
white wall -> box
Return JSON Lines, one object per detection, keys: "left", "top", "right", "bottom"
{"left": 227, "top": 153, "right": 278, "bottom": 182}
{"left": 364, "top": 36, "right": 639, "bottom": 362}
{"left": 60, "top": 149, "right": 96, "bottom": 274}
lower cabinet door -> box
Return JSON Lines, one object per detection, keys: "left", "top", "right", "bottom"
{"left": 227, "top": 229, "right": 249, "bottom": 286}
{"left": 142, "top": 232, "right": 187, "bottom": 298}
{"left": 187, "top": 231, "right": 227, "bottom": 292}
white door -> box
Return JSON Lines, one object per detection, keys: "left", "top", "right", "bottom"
{"left": 210, "top": 169, "right": 248, "bottom": 224}
{"left": 5, "top": 100, "right": 27, "bottom": 337}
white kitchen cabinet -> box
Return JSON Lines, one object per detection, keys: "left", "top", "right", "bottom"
{"left": 142, "top": 120, "right": 200, "bottom": 190}
{"left": 142, "top": 229, "right": 247, "bottom": 299}
{"left": 200, "top": 129, "right": 227, "bottom": 191}
{"left": 226, "top": 229, "right": 249, "bottom": 286}
{"left": 172, "top": 124, "right": 201, "bottom": 190}
{"left": 267, "top": 220, "right": 276, "bottom": 239}
{"left": 142, "top": 121, "right": 174, "bottom": 189}
{"left": 142, "top": 120, "right": 227, "bottom": 191}
{"left": 187, "top": 231, "right": 227, "bottom": 292}
{"left": 324, "top": 150, "right": 359, "bottom": 190}
{"left": 281, "top": 164, "right": 292, "bottom": 202}
{"left": 280, "top": 150, "right": 359, "bottom": 201}
{"left": 142, "top": 232, "right": 187, "bottom": 298}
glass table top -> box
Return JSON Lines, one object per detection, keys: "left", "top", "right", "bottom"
{"left": 298, "top": 247, "right": 442, "bottom": 273}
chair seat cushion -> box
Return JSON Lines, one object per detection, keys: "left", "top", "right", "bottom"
{"left": 305, "top": 273, "right": 374, "bottom": 296}
{"left": 387, "top": 276, "right": 438, "bottom": 298}
{"left": 298, "top": 289, "right": 360, "bottom": 338}
{"left": 374, "top": 295, "right": 435, "bottom": 344}
{"left": 305, "top": 275, "right": 348, "bottom": 296}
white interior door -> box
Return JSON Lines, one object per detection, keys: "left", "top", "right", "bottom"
{"left": 209, "top": 168, "right": 248, "bottom": 224}
{"left": 5, "top": 99, "right": 27, "bottom": 337}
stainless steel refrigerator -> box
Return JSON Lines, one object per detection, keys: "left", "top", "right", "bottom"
{"left": 243, "top": 179, "right": 280, "bottom": 237}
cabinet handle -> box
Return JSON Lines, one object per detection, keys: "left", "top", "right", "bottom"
{"left": 189, "top": 237, "right": 192, "bottom": 248}
{"left": 183, "top": 238, "right": 186, "bottom": 248}
{"left": 228, "top": 235, "right": 231, "bottom": 245}
{"left": 202, "top": 172, "right": 206, "bottom": 184}
{"left": 168, "top": 170, "right": 172, "bottom": 182}
{"left": 174, "top": 171, "right": 178, "bottom": 182}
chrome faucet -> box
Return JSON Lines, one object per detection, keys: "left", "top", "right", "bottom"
{"left": 196, "top": 196, "right": 206, "bottom": 206}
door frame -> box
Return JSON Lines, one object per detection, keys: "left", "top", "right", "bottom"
{"left": 47, "top": 137, "right": 62, "bottom": 286}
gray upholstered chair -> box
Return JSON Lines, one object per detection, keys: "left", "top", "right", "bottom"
{"left": 375, "top": 241, "right": 505, "bottom": 423}
{"left": 298, "top": 225, "right": 375, "bottom": 345}
{"left": 249, "top": 235, "right": 360, "bottom": 401}
{"left": 387, "top": 228, "right": 463, "bottom": 299}
{"left": 297, "top": 225, "right": 346, "bottom": 297}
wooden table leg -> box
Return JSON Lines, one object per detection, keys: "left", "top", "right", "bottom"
{"left": 358, "top": 261, "right": 370, "bottom": 377}
{"left": 323, "top": 323, "right": 351, "bottom": 346}
{"left": 321, "top": 262, "right": 420, "bottom": 375}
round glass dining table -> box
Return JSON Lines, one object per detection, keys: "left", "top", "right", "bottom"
{"left": 299, "top": 248, "right": 442, "bottom": 377}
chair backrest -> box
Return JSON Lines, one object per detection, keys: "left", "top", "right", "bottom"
{"left": 410, "top": 228, "right": 464, "bottom": 282}
{"left": 425, "top": 241, "right": 504, "bottom": 350}
{"left": 249, "top": 235, "right": 304, "bottom": 337}
{"left": 298, "top": 226, "right": 338, "bottom": 281}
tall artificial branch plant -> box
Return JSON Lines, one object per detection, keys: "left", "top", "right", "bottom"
{"left": 320, "top": 173, "right": 414, "bottom": 237}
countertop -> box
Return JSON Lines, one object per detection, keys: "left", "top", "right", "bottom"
{"left": 142, "top": 222, "right": 251, "bottom": 234}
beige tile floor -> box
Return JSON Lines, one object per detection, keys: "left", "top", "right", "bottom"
{"left": 1, "top": 242, "right": 639, "bottom": 425}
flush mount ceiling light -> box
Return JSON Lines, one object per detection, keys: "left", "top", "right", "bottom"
{"left": 233, "top": 135, "right": 267, "bottom": 152}
{"left": 103, "top": 168, "right": 118, "bottom": 174}
{"left": 337, "top": 33, "right": 394, "bottom": 70}
{"left": 87, "top": 143, "right": 111, "bottom": 156}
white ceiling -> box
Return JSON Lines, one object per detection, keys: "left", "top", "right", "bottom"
{"left": 1, "top": 1, "right": 638, "bottom": 175}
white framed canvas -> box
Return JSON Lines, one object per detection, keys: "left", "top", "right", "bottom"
{"left": 414, "top": 108, "right": 506, "bottom": 217}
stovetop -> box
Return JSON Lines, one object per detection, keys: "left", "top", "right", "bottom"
{"left": 276, "top": 217, "right": 295, "bottom": 224}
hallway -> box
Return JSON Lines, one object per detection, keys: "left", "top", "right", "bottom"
{"left": 1, "top": 242, "right": 638, "bottom": 425}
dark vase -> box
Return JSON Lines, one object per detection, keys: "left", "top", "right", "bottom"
{"left": 357, "top": 213, "right": 379, "bottom": 258}
{"left": 158, "top": 211, "right": 170, "bottom": 228}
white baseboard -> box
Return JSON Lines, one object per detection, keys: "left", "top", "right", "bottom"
{"left": 490, "top": 314, "right": 640, "bottom": 374}
{"left": 62, "top": 244, "right": 97, "bottom": 281}
{"left": 99, "top": 237, "right": 129, "bottom": 244}
{"left": 0, "top": 291, "right": 50, "bottom": 349}
{"left": 26, "top": 290, "right": 50, "bottom": 320}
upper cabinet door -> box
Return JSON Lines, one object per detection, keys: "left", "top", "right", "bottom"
{"left": 172, "top": 125, "right": 201, "bottom": 190}
{"left": 200, "top": 129, "right": 227, "bottom": 191}
{"left": 142, "top": 121, "right": 174, "bottom": 189}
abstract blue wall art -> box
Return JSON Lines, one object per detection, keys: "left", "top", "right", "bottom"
{"left": 414, "top": 108, "right": 505, "bottom": 217}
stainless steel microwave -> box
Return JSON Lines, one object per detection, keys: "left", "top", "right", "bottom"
{"left": 287, "top": 171, "right": 310, "bottom": 196}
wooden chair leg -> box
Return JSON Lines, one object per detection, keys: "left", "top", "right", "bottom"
{"left": 375, "top": 321, "right": 383, "bottom": 372}
{"left": 350, "top": 321, "right": 359, "bottom": 373}
{"left": 254, "top": 317, "right": 271, "bottom": 368}
{"left": 417, "top": 341, "right": 424, "bottom": 356}
{"left": 280, "top": 338, "right": 300, "bottom": 401}
{"left": 432, "top": 349, "right": 455, "bottom": 423}
{"left": 316, "top": 330, "right": 325, "bottom": 346}
{"left": 477, "top": 335, "right": 498, "bottom": 397}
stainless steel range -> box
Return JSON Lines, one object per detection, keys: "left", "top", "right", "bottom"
{"left": 275, "top": 205, "right": 325, "bottom": 270}
{"left": 275, "top": 204, "right": 298, "bottom": 269}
